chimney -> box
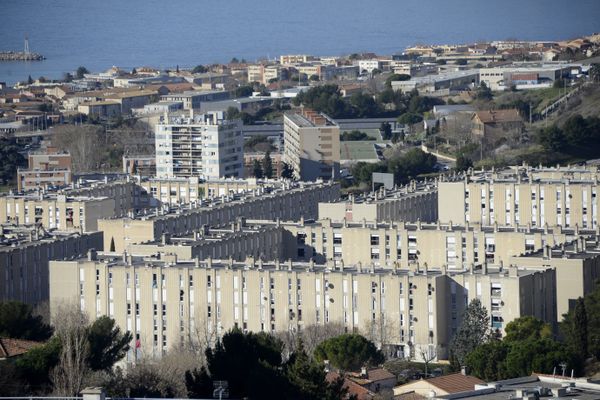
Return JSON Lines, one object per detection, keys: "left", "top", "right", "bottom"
{"left": 87, "top": 249, "right": 97, "bottom": 261}
{"left": 460, "top": 366, "right": 469, "bottom": 376}
{"left": 361, "top": 366, "right": 367, "bottom": 378}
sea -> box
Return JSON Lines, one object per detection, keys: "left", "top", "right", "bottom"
{"left": 1, "top": 0, "right": 599, "bottom": 85}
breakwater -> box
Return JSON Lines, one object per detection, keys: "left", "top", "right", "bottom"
{"left": 0, "top": 51, "right": 45, "bottom": 61}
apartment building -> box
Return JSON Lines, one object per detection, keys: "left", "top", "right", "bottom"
{"left": 98, "top": 182, "right": 340, "bottom": 253}
{"left": 438, "top": 168, "right": 600, "bottom": 228}
{"left": 247, "top": 65, "right": 288, "bottom": 85}
{"left": 0, "top": 224, "right": 102, "bottom": 304}
{"left": 0, "top": 193, "right": 115, "bottom": 232}
{"left": 283, "top": 110, "right": 340, "bottom": 181}
{"left": 49, "top": 254, "right": 554, "bottom": 361}
{"left": 127, "top": 222, "right": 283, "bottom": 262}
{"left": 155, "top": 111, "right": 244, "bottom": 179}
{"left": 510, "top": 237, "right": 600, "bottom": 320}
{"left": 17, "top": 149, "right": 72, "bottom": 192}
{"left": 318, "top": 183, "right": 438, "bottom": 223}
{"left": 275, "top": 219, "right": 585, "bottom": 269}
{"left": 160, "top": 90, "right": 230, "bottom": 110}
{"left": 280, "top": 55, "right": 315, "bottom": 65}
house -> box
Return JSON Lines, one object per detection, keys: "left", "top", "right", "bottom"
{"left": 471, "top": 109, "right": 523, "bottom": 138}
{"left": 0, "top": 338, "right": 41, "bottom": 360}
{"left": 327, "top": 371, "right": 376, "bottom": 400}
{"left": 393, "top": 372, "right": 484, "bottom": 397}
{"left": 348, "top": 368, "right": 397, "bottom": 393}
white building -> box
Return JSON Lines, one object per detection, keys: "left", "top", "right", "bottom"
{"left": 155, "top": 111, "right": 244, "bottom": 179}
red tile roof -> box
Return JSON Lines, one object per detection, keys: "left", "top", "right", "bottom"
{"left": 327, "top": 371, "right": 375, "bottom": 400}
{"left": 425, "top": 373, "right": 484, "bottom": 394}
{"left": 0, "top": 338, "right": 42, "bottom": 359}
{"left": 474, "top": 109, "right": 522, "bottom": 124}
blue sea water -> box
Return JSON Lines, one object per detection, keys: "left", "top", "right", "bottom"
{"left": 0, "top": 0, "right": 599, "bottom": 85}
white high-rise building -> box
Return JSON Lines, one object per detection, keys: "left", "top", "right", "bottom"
{"left": 155, "top": 111, "right": 244, "bottom": 179}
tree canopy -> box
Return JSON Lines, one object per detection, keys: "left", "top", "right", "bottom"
{"left": 0, "top": 140, "right": 27, "bottom": 185}
{"left": 450, "top": 298, "right": 490, "bottom": 366}
{"left": 86, "top": 316, "right": 132, "bottom": 371}
{"left": 314, "top": 333, "right": 384, "bottom": 372}
{"left": 0, "top": 301, "right": 53, "bottom": 341}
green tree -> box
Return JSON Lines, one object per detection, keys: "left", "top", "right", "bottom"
{"left": 253, "top": 159, "right": 264, "bottom": 178}
{"left": 464, "top": 340, "right": 508, "bottom": 381}
{"left": 192, "top": 65, "right": 208, "bottom": 73}
{"left": 185, "top": 366, "right": 213, "bottom": 398}
{"left": 262, "top": 151, "right": 274, "bottom": 179}
{"left": 235, "top": 85, "right": 254, "bottom": 97}
{"left": 86, "top": 316, "right": 132, "bottom": 371}
{"left": 0, "top": 301, "right": 53, "bottom": 341}
{"left": 14, "top": 336, "right": 61, "bottom": 392}
{"left": 281, "top": 162, "right": 294, "bottom": 179}
{"left": 63, "top": 72, "right": 74, "bottom": 82}
{"left": 0, "top": 139, "right": 27, "bottom": 185}
{"left": 27, "top": 75, "right": 34, "bottom": 84}
{"left": 562, "top": 282, "right": 600, "bottom": 360}
{"left": 206, "top": 329, "right": 288, "bottom": 399}
{"left": 504, "top": 316, "right": 552, "bottom": 342}
{"left": 536, "top": 125, "right": 566, "bottom": 152}
{"left": 314, "top": 334, "right": 384, "bottom": 372}
{"left": 309, "top": 74, "right": 320, "bottom": 81}
{"left": 385, "top": 74, "right": 411, "bottom": 88}
{"left": 397, "top": 112, "right": 423, "bottom": 125}
{"left": 475, "top": 82, "right": 493, "bottom": 101}
{"left": 563, "top": 298, "right": 588, "bottom": 362}
{"left": 455, "top": 154, "right": 473, "bottom": 172}
{"left": 450, "top": 298, "right": 490, "bottom": 366}
{"left": 225, "top": 106, "right": 240, "bottom": 120}
{"left": 286, "top": 340, "right": 327, "bottom": 399}
{"left": 380, "top": 122, "right": 392, "bottom": 140}
{"left": 75, "top": 66, "right": 89, "bottom": 79}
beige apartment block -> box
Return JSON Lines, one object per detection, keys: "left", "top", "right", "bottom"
{"left": 0, "top": 193, "right": 116, "bottom": 232}
{"left": 318, "top": 183, "right": 438, "bottom": 223}
{"left": 283, "top": 110, "right": 340, "bottom": 181}
{"left": 510, "top": 237, "right": 600, "bottom": 320}
{"left": 0, "top": 225, "right": 102, "bottom": 304}
{"left": 438, "top": 169, "right": 600, "bottom": 229}
{"left": 274, "top": 218, "right": 585, "bottom": 270}
{"left": 98, "top": 182, "right": 340, "bottom": 253}
{"left": 127, "top": 223, "right": 283, "bottom": 262}
{"left": 49, "top": 254, "right": 555, "bottom": 362}
{"left": 138, "top": 177, "right": 280, "bottom": 206}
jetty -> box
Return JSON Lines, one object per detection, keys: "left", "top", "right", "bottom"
{"left": 0, "top": 36, "right": 44, "bottom": 61}
{"left": 0, "top": 51, "right": 45, "bottom": 61}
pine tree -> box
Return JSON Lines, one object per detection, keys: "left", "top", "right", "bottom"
{"left": 262, "top": 151, "right": 273, "bottom": 179}
{"left": 253, "top": 159, "right": 263, "bottom": 178}
{"left": 450, "top": 298, "right": 491, "bottom": 366}
{"left": 287, "top": 340, "right": 325, "bottom": 400}
{"left": 572, "top": 298, "right": 588, "bottom": 360}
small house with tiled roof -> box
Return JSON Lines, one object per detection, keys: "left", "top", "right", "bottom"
{"left": 393, "top": 372, "right": 484, "bottom": 397}
{"left": 0, "top": 338, "right": 42, "bottom": 360}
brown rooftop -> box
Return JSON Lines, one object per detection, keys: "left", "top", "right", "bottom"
{"left": 474, "top": 109, "right": 522, "bottom": 124}
{"left": 423, "top": 373, "right": 484, "bottom": 394}
{"left": 0, "top": 338, "right": 42, "bottom": 359}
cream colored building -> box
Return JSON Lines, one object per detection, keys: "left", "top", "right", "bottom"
{"left": 439, "top": 168, "right": 600, "bottom": 229}
{"left": 0, "top": 224, "right": 102, "bottom": 304}
{"left": 49, "top": 254, "right": 555, "bottom": 361}
{"left": 0, "top": 193, "right": 116, "bottom": 232}
{"left": 98, "top": 182, "right": 340, "bottom": 253}
{"left": 510, "top": 237, "right": 600, "bottom": 320}
{"left": 127, "top": 222, "right": 283, "bottom": 262}
{"left": 274, "top": 219, "right": 586, "bottom": 270}
{"left": 283, "top": 110, "right": 340, "bottom": 181}
{"left": 318, "top": 183, "right": 438, "bottom": 223}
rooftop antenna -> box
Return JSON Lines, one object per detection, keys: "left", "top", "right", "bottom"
{"left": 24, "top": 34, "right": 30, "bottom": 55}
